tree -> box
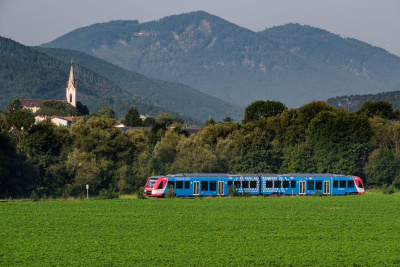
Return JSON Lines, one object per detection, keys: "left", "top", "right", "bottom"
{"left": 96, "top": 107, "right": 115, "bottom": 119}
{"left": 244, "top": 100, "right": 286, "bottom": 122}
{"left": 6, "top": 98, "right": 23, "bottom": 112}
{"left": 6, "top": 109, "right": 35, "bottom": 150}
{"left": 307, "top": 110, "right": 372, "bottom": 175}
{"left": 357, "top": 101, "right": 396, "bottom": 120}
{"left": 35, "top": 101, "right": 78, "bottom": 117}
{"left": 122, "top": 107, "right": 142, "bottom": 127}
{"left": 76, "top": 101, "right": 90, "bottom": 116}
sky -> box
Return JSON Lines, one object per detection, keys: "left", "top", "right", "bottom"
{"left": 0, "top": 0, "right": 400, "bottom": 56}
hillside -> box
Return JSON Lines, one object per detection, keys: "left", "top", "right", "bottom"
{"left": 0, "top": 36, "right": 198, "bottom": 124}
{"left": 42, "top": 11, "right": 400, "bottom": 107}
{"left": 35, "top": 47, "right": 244, "bottom": 121}
{"left": 327, "top": 83, "right": 400, "bottom": 112}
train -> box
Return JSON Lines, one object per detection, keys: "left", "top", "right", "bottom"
{"left": 144, "top": 173, "right": 365, "bottom": 197}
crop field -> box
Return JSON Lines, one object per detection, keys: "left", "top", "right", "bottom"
{"left": 1, "top": 193, "right": 400, "bottom": 266}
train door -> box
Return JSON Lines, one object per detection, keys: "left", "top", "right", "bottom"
{"left": 218, "top": 181, "right": 224, "bottom": 195}
{"left": 299, "top": 181, "right": 305, "bottom": 194}
{"left": 323, "top": 181, "right": 330, "bottom": 195}
{"left": 193, "top": 181, "right": 200, "bottom": 196}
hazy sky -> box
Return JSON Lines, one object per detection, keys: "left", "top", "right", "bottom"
{"left": 1, "top": 0, "right": 400, "bottom": 56}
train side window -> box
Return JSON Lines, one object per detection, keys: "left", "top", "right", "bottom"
{"left": 265, "top": 181, "right": 273, "bottom": 188}
{"left": 210, "top": 181, "right": 217, "bottom": 191}
{"left": 340, "top": 180, "right": 346, "bottom": 188}
{"left": 334, "top": 181, "right": 338, "bottom": 188}
{"left": 274, "top": 181, "right": 281, "bottom": 188}
{"left": 307, "top": 181, "right": 314, "bottom": 190}
{"left": 291, "top": 181, "right": 296, "bottom": 188}
{"left": 157, "top": 182, "right": 164, "bottom": 190}
{"left": 348, "top": 180, "right": 355, "bottom": 188}
{"left": 234, "top": 181, "right": 241, "bottom": 188}
{"left": 283, "top": 181, "right": 289, "bottom": 188}
{"left": 168, "top": 181, "right": 175, "bottom": 189}
{"left": 185, "top": 181, "right": 190, "bottom": 189}
{"left": 176, "top": 181, "right": 183, "bottom": 189}
{"left": 201, "top": 181, "right": 208, "bottom": 191}
{"left": 242, "top": 181, "right": 249, "bottom": 188}
{"left": 250, "top": 181, "right": 257, "bottom": 188}
{"left": 316, "top": 181, "right": 322, "bottom": 190}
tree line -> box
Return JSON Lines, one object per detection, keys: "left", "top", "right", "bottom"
{"left": 1, "top": 99, "right": 399, "bottom": 198}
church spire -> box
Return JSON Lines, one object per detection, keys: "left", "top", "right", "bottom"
{"left": 66, "top": 61, "right": 77, "bottom": 107}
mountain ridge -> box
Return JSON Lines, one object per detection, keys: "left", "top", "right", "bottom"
{"left": 42, "top": 11, "right": 400, "bottom": 107}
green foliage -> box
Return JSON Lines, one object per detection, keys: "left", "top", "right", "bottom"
{"left": 122, "top": 107, "right": 142, "bottom": 127}
{"left": 365, "top": 146, "right": 400, "bottom": 187}
{"left": 30, "top": 190, "right": 39, "bottom": 201}
{"left": 244, "top": 100, "right": 286, "bottom": 122}
{"left": 312, "top": 190, "right": 323, "bottom": 197}
{"left": 137, "top": 187, "right": 146, "bottom": 199}
{"left": 165, "top": 185, "right": 176, "bottom": 198}
{"left": 35, "top": 100, "right": 78, "bottom": 117}
{"left": 96, "top": 107, "right": 115, "bottom": 119}
{"left": 382, "top": 184, "right": 396, "bottom": 195}
{"left": 357, "top": 101, "right": 396, "bottom": 120}
{"left": 98, "top": 188, "right": 119, "bottom": 199}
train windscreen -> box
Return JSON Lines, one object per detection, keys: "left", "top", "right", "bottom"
{"left": 147, "top": 177, "right": 158, "bottom": 188}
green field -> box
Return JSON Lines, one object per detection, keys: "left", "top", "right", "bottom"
{"left": 1, "top": 193, "right": 399, "bottom": 266}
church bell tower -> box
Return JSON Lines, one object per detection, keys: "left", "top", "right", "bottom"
{"left": 66, "top": 62, "right": 77, "bottom": 107}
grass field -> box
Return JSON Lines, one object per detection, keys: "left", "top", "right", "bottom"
{"left": 1, "top": 192, "right": 399, "bottom": 266}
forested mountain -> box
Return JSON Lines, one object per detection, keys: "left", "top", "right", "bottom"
{"left": 327, "top": 83, "right": 400, "bottom": 112}
{"left": 35, "top": 47, "right": 244, "bottom": 121}
{"left": 0, "top": 36, "right": 199, "bottom": 124}
{"left": 42, "top": 11, "right": 400, "bottom": 107}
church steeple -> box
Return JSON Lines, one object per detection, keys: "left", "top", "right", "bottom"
{"left": 66, "top": 61, "right": 77, "bottom": 107}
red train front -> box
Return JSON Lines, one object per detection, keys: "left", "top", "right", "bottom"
{"left": 144, "top": 176, "right": 168, "bottom": 197}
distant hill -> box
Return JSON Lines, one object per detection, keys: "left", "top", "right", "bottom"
{"left": 35, "top": 47, "right": 244, "bottom": 122}
{"left": 327, "top": 83, "right": 400, "bottom": 112}
{"left": 42, "top": 11, "right": 400, "bottom": 108}
{"left": 0, "top": 36, "right": 199, "bottom": 124}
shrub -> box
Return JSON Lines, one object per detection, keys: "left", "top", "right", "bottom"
{"left": 137, "top": 187, "right": 146, "bottom": 199}
{"left": 313, "top": 190, "right": 323, "bottom": 197}
{"left": 30, "top": 191, "right": 39, "bottom": 202}
{"left": 383, "top": 184, "right": 396, "bottom": 195}
{"left": 99, "top": 188, "right": 119, "bottom": 199}
{"left": 165, "top": 186, "right": 176, "bottom": 198}
{"left": 228, "top": 185, "right": 236, "bottom": 197}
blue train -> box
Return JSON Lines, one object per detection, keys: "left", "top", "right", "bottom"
{"left": 144, "top": 173, "right": 365, "bottom": 197}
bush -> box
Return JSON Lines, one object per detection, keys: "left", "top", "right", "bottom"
{"left": 228, "top": 185, "right": 236, "bottom": 197}
{"left": 30, "top": 191, "right": 39, "bottom": 202}
{"left": 137, "top": 187, "right": 146, "bottom": 199}
{"left": 382, "top": 184, "right": 396, "bottom": 195}
{"left": 313, "top": 190, "right": 323, "bottom": 197}
{"left": 99, "top": 188, "right": 119, "bottom": 199}
{"left": 165, "top": 186, "right": 176, "bottom": 198}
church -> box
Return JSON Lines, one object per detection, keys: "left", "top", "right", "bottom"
{"left": 20, "top": 63, "right": 77, "bottom": 127}
{"left": 20, "top": 63, "right": 77, "bottom": 112}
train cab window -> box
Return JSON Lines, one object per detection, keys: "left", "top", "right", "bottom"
{"left": 210, "top": 181, "right": 217, "bottom": 191}
{"left": 168, "top": 181, "right": 175, "bottom": 189}
{"left": 250, "top": 181, "right": 257, "bottom": 188}
{"left": 356, "top": 180, "right": 363, "bottom": 188}
{"left": 234, "top": 181, "right": 241, "bottom": 188}
{"left": 176, "top": 181, "right": 183, "bottom": 189}
{"left": 157, "top": 182, "right": 164, "bottom": 190}
{"left": 291, "top": 181, "right": 296, "bottom": 188}
{"left": 348, "top": 180, "right": 355, "bottom": 188}
{"left": 307, "top": 181, "right": 314, "bottom": 190}
{"left": 334, "top": 181, "right": 338, "bottom": 188}
{"left": 316, "top": 181, "right": 322, "bottom": 190}
{"left": 185, "top": 181, "right": 190, "bottom": 189}
{"left": 283, "top": 181, "right": 289, "bottom": 188}
{"left": 340, "top": 180, "right": 346, "bottom": 188}
{"left": 242, "top": 181, "right": 249, "bottom": 188}
{"left": 265, "top": 181, "right": 273, "bottom": 188}
{"left": 274, "top": 181, "right": 281, "bottom": 188}
{"left": 201, "top": 181, "right": 208, "bottom": 191}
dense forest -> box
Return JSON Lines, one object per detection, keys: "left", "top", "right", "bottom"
{"left": 1, "top": 99, "right": 399, "bottom": 199}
